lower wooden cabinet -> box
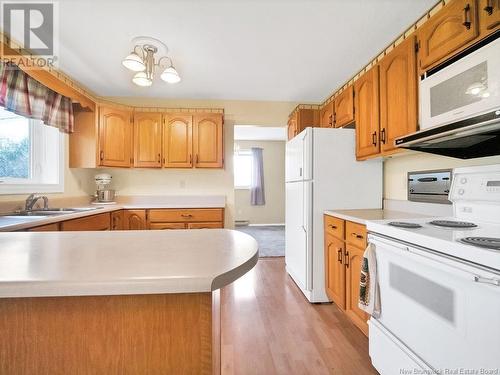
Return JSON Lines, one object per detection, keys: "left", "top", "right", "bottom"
{"left": 123, "top": 210, "right": 147, "bottom": 230}
{"left": 148, "top": 208, "right": 224, "bottom": 230}
{"left": 22, "top": 208, "right": 224, "bottom": 232}
{"left": 111, "top": 210, "right": 124, "bottom": 230}
{"left": 27, "top": 223, "right": 60, "bottom": 231}
{"left": 324, "top": 214, "right": 369, "bottom": 336}
{"left": 61, "top": 213, "right": 111, "bottom": 231}
{"left": 324, "top": 232, "right": 345, "bottom": 309}
{"left": 344, "top": 244, "right": 370, "bottom": 336}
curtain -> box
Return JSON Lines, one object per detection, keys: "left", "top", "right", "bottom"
{"left": 0, "top": 62, "right": 74, "bottom": 133}
{"left": 250, "top": 147, "right": 265, "bottom": 206}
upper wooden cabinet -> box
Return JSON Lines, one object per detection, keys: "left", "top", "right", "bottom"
{"left": 379, "top": 36, "right": 418, "bottom": 153}
{"left": 163, "top": 114, "right": 193, "bottom": 168}
{"left": 287, "top": 108, "right": 319, "bottom": 140}
{"left": 479, "top": 0, "right": 500, "bottom": 34}
{"left": 193, "top": 114, "right": 224, "bottom": 168}
{"left": 334, "top": 85, "right": 354, "bottom": 127}
{"left": 98, "top": 107, "right": 133, "bottom": 167}
{"left": 319, "top": 101, "right": 334, "bottom": 128}
{"left": 418, "top": 0, "right": 480, "bottom": 72}
{"left": 71, "top": 107, "right": 224, "bottom": 169}
{"left": 134, "top": 112, "right": 162, "bottom": 168}
{"left": 355, "top": 66, "right": 380, "bottom": 159}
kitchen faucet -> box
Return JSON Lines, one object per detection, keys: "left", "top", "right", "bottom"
{"left": 25, "top": 194, "right": 49, "bottom": 211}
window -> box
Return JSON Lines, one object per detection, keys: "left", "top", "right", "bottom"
{"left": 0, "top": 108, "right": 64, "bottom": 194}
{"left": 234, "top": 149, "right": 252, "bottom": 189}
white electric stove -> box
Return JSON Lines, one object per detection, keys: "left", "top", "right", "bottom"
{"left": 366, "top": 164, "right": 500, "bottom": 374}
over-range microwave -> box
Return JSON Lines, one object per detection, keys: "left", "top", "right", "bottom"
{"left": 396, "top": 32, "right": 500, "bottom": 159}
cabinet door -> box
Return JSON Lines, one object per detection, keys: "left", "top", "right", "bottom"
{"left": 355, "top": 66, "right": 380, "bottom": 159}
{"left": 193, "top": 114, "right": 224, "bottom": 168}
{"left": 334, "top": 85, "right": 354, "bottom": 127}
{"left": 418, "top": 0, "right": 479, "bottom": 71}
{"left": 324, "top": 232, "right": 346, "bottom": 309}
{"left": 99, "top": 107, "right": 132, "bottom": 167}
{"left": 163, "top": 114, "right": 193, "bottom": 168}
{"left": 379, "top": 36, "right": 418, "bottom": 153}
{"left": 319, "top": 102, "right": 334, "bottom": 128}
{"left": 345, "top": 244, "right": 369, "bottom": 336}
{"left": 123, "top": 210, "right": 146, "bottom": 230}
{"left": 479, "top": 0, "right": 500, "bottom": 34}
{"left": 61, "top": 213, "right": 111, "bottom": 231}
{"left": 134, "top": 112, "right": 162, "bottom": 168}
{"left": 111, "top": 210, "right": 124, "bottom": 230}
{"left": 187, "top": 222, "right": 223, "bottom": 229}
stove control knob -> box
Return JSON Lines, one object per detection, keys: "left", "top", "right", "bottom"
{"left": 458, "top": 188, "right": 465, "bottom": 195}
{"left": 460, "top": 177, "right": 467, "bottom": 184}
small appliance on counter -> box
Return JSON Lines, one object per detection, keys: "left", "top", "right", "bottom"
{"left": 93, "top": 173, "right": 116, "bottom": 204}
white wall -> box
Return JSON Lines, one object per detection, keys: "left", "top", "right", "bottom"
{"left": 384, "top": 151, "right": 500, "bottom": 200}
{"left": 234, "top": 140, "right": 286, "bottom": 225}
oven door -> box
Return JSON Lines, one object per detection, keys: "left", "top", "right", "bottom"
{"left": 370, "top": 234, "right": 500, "bottom": 372}
{"left": 419, "top": 37, "right": 500, "bottom": 131}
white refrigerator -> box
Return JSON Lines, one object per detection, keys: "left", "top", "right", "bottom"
{"left": 285, "top": 127, "right": 382, "bottom": 303}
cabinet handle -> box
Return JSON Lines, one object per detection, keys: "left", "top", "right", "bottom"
{"left": 100, "top": 150, "right": 104, "bottom": 161}
{"left": 351, "top": 232, "right": 364, "bottom": 240}
{"left": 345, "top": 251, "right": 350, "bottom": 268}
{"left": 372, "top": 131, "right": 377, "bottom": 146}
{"left": 328, "top": 114, "right": 333, "bottom": 127}
{"left": 337, "top": 248, "right": 343, "bottom": 263}
{"left": 380, "top": 128, "right": 386, "bottom": 144}
{"left": 328, "top": 224, "right": 337, "bottom": 229}
{"left": 484, "top": 0, "right": 493, "bottom": 15}
{"left": 157, "top": 153, "right": 161, "bottom": 163}
{"left": 189, "top": 154, "right": 192, "bottom": 164}
{"left": 463, "top": 3, "right": 472, "bottom": 29}
{"left": 181, "top": 214, "right": 193, "bottom": 218}
{"left": 195, "top": 154, "right": 199, "bottom": 164}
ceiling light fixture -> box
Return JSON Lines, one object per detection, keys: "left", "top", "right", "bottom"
{"left": 122, "top": 36, "right": 181, "bottom": 87}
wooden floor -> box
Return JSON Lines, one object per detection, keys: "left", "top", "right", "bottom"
{"left": 221, "top": 258, "right": 377, "bottom": 375}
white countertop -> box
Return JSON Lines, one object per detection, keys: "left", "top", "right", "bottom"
{"left": 324, "top": 208, "right": 429, "bottom": 225}
{"left": 0, "top": 195, "right": 226, "bottom": 232}
{"left": 0, "top": 229, "right": 258, "bottom": 298}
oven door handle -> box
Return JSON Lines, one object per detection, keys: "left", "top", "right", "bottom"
{"left": 473, "top": 275, "right": 500, "bottom": 286}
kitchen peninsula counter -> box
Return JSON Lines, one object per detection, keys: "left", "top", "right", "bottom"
{"left": 0, "top": 229, "right": 257, "bottom": 374}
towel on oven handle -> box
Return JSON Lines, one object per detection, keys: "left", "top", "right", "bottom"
{"left": 358, "top": 242, "right": 381, "bottom": 318}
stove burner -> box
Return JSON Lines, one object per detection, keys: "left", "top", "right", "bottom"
{"left": 460, "top": 237, "right": 500, "bottom": 250}
{"left": 429, "top": 220, "right": 478, "bottom": 228}
{"left": 388, "top": 221, "right": 422, "bottom": 229}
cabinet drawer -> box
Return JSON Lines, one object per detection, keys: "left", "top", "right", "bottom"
{"left": 148, "top": 209, "right": 223, "bottom": 223}
{"left": 187, "top": 222, "right": 223, "bottom": 229}
{"left": 324, "top": 215, "right": 344, "bottom": 239}
{"left": 61, "top": 213, "right": 111, "bottom": 231}
{"left": 345, "top": 221, "right": 367, "bottom": 249}
{"left": 149, "top": 222, "right": 187, "bottom": 230}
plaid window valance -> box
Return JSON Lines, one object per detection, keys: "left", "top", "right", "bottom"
{"left": 0, "top": 62, "right": 74, "bottom": 133}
